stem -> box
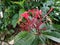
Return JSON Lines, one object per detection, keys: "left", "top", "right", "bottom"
{"left": 43, "top": 8, "right": 54, "bottom": 19}
{"left": 37, "top": 7, "right": 54, "bottom": 29}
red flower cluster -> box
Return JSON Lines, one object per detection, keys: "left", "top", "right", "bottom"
{"left": 19, "top": 9, "right": 46, "bottom": 31}
{"left": 21, "top": 9, "right": 42, "bottom": 20}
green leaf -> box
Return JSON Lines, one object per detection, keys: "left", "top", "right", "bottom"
{"left": 11, "top": 14, "right": 19, "bottom": 27}
{"left": 11, "top": 0, "right": 26, "bottom": 8}
{"left": 39, "top": 23, "right": 46, "bottom": 29}
{"left": 39, "top": 35, "right": 46, "bottom": 45}
{"left": 53, "top": 24, "right": 60, "bottom": 30}
{"left": 31, "top": 35, "right": 39, "bottom": 45}
{"left": 45, "top": 35, "right": 60, "bottom": 43}
{"left": 14, "top": 31, "right": 35, "bottom": 45}
{"left": 42, "top": 31, "right": 60, "bottom": 43}
{"left": 19, "top": 9, "right": 25, "bottom": 16}
{"left": 42, "top": 31, "right": 60, "bottom": 38}
{"left": 14, "top": 31, "right": 28, "bottom": 43}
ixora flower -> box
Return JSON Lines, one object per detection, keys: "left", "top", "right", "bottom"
{"left": 21, "top": 11, "right": 29, "bottom": 20}
{"left": 21, "top": 9, "right": 42, "bottom": 20}
{"left": 19, "top": 9, "right": 47, "bottom": 31}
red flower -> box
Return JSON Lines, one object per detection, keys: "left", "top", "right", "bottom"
{"left": 21, "top": 11, "right": 29, "bottom": 20}
{"left": 28, "top": 9, "right": 35, "bottom": 16}
{"left": 21, "top": 9, "right": 42, "bottom": 20}
{"left": 28, "top": 9, "right": 42, "bottom": 20}
{"left": 39, "top": 10, "right": 42, "bottom": 15}
{"left": 35, "top": 9, "right": 42, "bottom": 18}
{"left": 19, "top": 9, "right": 47, "bottom": 32}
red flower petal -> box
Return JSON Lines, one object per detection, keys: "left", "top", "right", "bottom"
{"left": 39, "top": 10, "right": 42, "bottom": 15}
{"left": 21, "top": 11, "right": 29, "bottom": 19}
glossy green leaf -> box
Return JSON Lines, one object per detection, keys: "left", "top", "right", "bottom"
{"left": 45, "top": 35, "right": 60, "bottom": 43}
{"left": 42, "top": 31, "right": 60, "bottom": 38}
{"left": 14, "top": 31, "right": 35, "bottom": 45}
{"left": 11, "top": 14, "right": 19, "bottom": 27}
{"left": 19, "top": 9, "right": 25, "bottom": 16}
